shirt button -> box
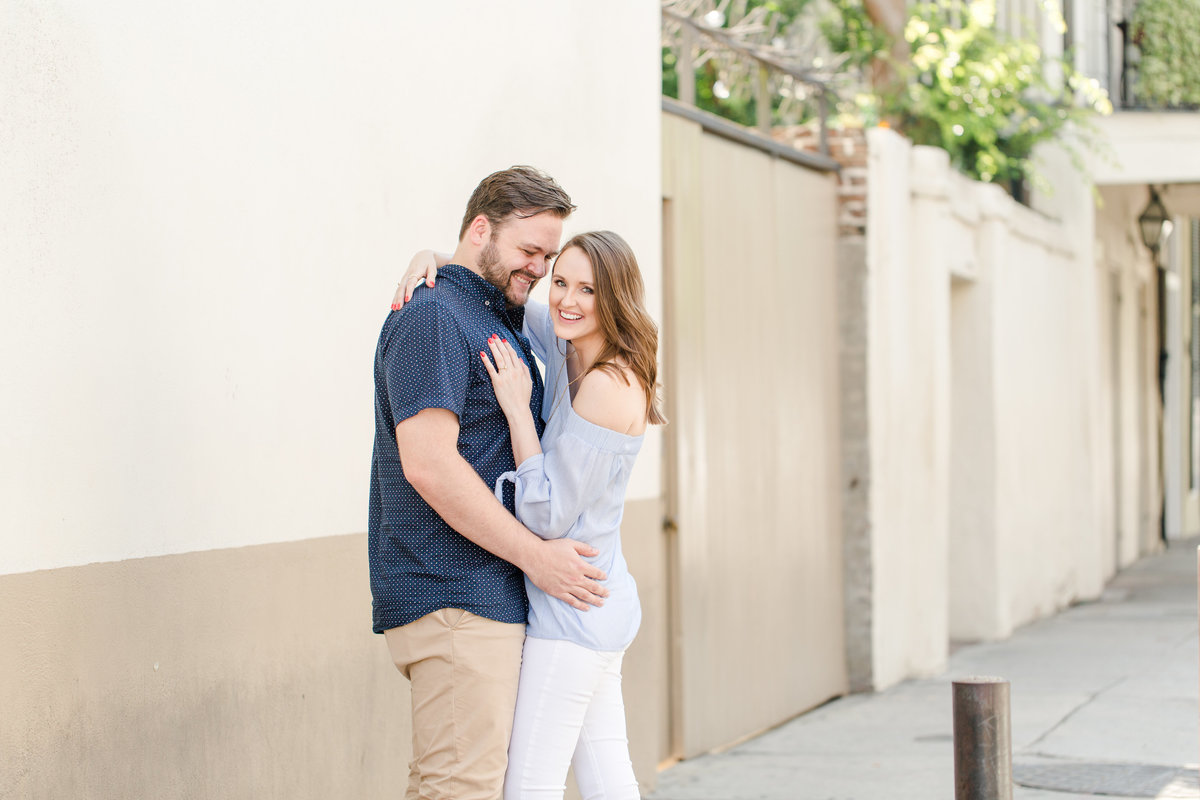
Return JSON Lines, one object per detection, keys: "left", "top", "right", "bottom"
{"left": 484, "top": 300, "right": 491, "bottom": 307}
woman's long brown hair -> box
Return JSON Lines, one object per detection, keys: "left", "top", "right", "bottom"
{"left": 561, "top": 231, "right": 666, "bottom": 425}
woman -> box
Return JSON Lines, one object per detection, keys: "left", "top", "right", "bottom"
{"left": 394, "top": 231, "right": 665, "bottom": 800}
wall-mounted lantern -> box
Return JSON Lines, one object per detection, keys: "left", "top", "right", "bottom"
{"left": 1138, "top": 185, "right": 1174, "bottom": 257}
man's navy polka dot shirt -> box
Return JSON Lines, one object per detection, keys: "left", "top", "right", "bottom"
{"left": 369, "top": 264, "right": 546, "bottom": 634}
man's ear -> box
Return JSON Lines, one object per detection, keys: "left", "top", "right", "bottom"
{"left": 467, "top": 214, "right": 492, "bottom": 246}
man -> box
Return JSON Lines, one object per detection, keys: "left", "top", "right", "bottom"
{"left": 368, "top": 166, "right": 608, "bottom": 800}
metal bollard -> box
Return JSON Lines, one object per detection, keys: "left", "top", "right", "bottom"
{"left": 953, "top": 676, "right": 1013, "bottom": 800}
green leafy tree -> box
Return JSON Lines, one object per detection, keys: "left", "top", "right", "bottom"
{"left": 662, "top": 47, "right": 763, "bottom": 126}
{"left": 821, "top": 0, "right": 888, "bottom": 69}
{"left": 825, "top": 0, "right": 1111, "bottom": 192}
{"left": 663, "top": 0, "right": 1112, "bottom": 195}
{"left": 1130, "top": 0, "right": 1200, "bottom": 108}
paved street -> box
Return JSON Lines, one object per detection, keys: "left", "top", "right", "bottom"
{"left": 650, "top": 539, "right": 1200, "bottom": 800}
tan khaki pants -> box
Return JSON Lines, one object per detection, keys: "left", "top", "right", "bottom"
{"left": 385, "top": 609, "right": 525, "bottom": 800}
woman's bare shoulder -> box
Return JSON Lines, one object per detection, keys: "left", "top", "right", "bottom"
{"left": 572, "top": 366, "right": 647, "bottom": 435}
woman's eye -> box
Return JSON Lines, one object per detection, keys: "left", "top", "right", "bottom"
{"left": 582, "top": 287, "right": 594, "bottom": 294}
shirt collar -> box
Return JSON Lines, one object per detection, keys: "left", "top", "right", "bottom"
{"left": 441, "top": 264, "right": 527, "bottom": 328}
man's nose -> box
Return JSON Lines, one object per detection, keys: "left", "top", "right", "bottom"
{"left": 528, "top": 259, "right": 547, "bottom": 278}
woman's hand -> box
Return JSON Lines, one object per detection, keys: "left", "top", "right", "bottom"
{"left": 390, "top": 249, "right": 444, "bottom": 310}
{"left": 481, "top": 336, "right": 533, "bottom": 418}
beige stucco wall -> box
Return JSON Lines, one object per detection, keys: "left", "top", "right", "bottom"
{"left": 1, "top": 2, "right": 666, "bottom": 795}
{"left": 0, "top": 499, "right": 667, "bottom": 798}
{"left": 0, "top": 535, "right": 409, "bottom": 798}
{"left": 619, "top": 498, "right": 672, "bottom": 787}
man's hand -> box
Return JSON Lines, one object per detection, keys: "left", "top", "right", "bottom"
{"left": 524, "top": 538, "right": 609, "bottom": 612}
{"left": 397, "top": 409, "right": 608, "bottom": 613}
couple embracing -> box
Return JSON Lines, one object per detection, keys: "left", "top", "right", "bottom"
{"left": 368, "top": 166, "right": 665, "bottom": 800}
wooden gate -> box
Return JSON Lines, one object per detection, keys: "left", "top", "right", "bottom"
{"left": 660, "top": 104, "right": 848, "bottom": 758}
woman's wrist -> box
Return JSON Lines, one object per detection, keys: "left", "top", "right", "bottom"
{"left": 506, "top": 410, "right": 542, "bottom": 463}
{"left": 503, "top": 405, "right": 534, "bottom": 428}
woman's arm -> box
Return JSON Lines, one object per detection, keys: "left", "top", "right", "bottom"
{"left": 493, "top": 366, "right": 644, "bottom": 540}
{"left": 507, "top": 441, "right": 618, "bottom": 540}
{"left": 521, "top": 300, "right": 555, "bottom": 365}
{"left": 391, "top": 249, "right": 451, "bottom": 310}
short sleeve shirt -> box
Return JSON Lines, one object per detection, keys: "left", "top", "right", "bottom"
{"left": 368, "top": 265, "right": 546, "bottom": 633}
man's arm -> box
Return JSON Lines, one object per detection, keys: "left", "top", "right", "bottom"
{"left": 395, "top": 407, "right": 609, "bottom": 610}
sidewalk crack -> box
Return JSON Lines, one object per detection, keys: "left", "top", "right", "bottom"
{"left": 1022, "top": 676, "right": 1127, "bottom": 753}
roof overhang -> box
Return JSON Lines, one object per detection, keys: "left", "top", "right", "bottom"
{"left": 1089, "top": 111, "right": 1200, "bottom": 186}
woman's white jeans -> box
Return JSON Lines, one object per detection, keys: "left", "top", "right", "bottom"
{"left": 504, "top": 636, "right": 639, "bottom": 800}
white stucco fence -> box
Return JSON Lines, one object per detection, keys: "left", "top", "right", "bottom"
{"left": 863, "top": 129, "right": 1116, "bottom": 685}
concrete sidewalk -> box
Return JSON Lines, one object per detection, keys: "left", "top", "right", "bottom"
{"left": 649, "top": 539, "right": 1199, "bottom": 800}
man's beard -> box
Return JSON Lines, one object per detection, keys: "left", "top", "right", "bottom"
{"left": 479, "top": 235, "right": 536, "bottom": 306}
